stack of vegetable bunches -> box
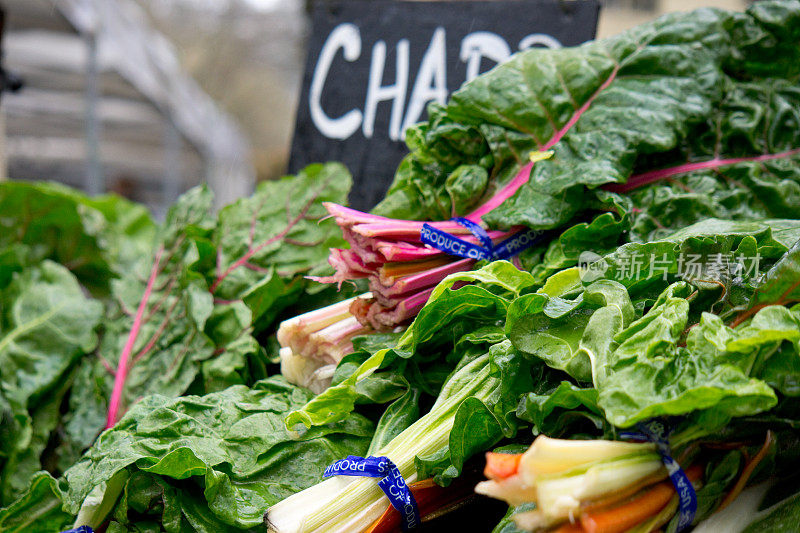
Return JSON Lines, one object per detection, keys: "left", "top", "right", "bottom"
{"left": 277, "top": 0, "right": 800, "bottom": 392}
{"left": 271, "top": 220, "right": 800, "bottom": 532}
{"left": 2, "top": 2, "right": 800, "bottom": 533}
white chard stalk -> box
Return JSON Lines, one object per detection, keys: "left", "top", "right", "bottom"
{"left": 475, "top": 436, "right": 665, "bottom": 532}
{"left": 267, "top": 354, "right": 496, "bottom": 533}
{"left": 277, "top": 294, "right": 373, "bottom": 392}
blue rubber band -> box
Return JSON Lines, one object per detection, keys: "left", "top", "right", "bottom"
{"left": 452, "top": 217, "right": 494, "bottom": 251}
{"left": 421, "top": 223, "right": 491, "bottom": 260}
{"left": 324, "top": 455, "right": 420, "bottom": 530}
{"left": 420, "top": 218, "right": 546, "bottom": 262}
{"left": 620, "top": 420, "right": 697, "bottom": 532}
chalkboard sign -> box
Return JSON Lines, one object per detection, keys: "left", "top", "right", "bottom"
{"left": 289, "top": 0, "right": 600, "bottom": 211}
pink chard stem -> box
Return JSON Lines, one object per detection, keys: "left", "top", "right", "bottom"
{"left": 105, "top": 246, "right": 164, "bottom": 428}
{"left": 606, "top": 147, "right": 800, "bottom": 193}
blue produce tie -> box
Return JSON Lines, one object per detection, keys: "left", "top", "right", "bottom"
{"left": 620, "top": 419, "right": 697, "bottom": 532}
{"left": 420, "top": 217, "right": 546, "bottom": 261}
{"left": 60, "top": 527, "right": 93, "bottom": 533}
{"left": 323, "top": 455, "right": 420, "bottom": 530}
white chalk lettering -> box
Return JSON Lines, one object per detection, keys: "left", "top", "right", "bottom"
{"left": 402, "top": 27, "right": 448, "bottom": 136}
{"left": 310, "top": 23, "right": 363, "bottom": 139}
{"left": 363, "top": 39, "right": 410, "bottom": 140}
{"left": 310, "top": 25, "right": 563, "bottom": 141}
{"left": 518, "top": 33, "right": 563, "bottom": 50}
{"left": 460, "top": 31, "right": 511, "bottom": 82}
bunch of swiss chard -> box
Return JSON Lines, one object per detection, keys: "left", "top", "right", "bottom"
{"left": 481, "top": 219, "right": 800, "bottom": 532}
{"left": 0, "top": 162, "right": 368, "bottom": 523}
{"left": 277, "top": 214, "right": 800, "bottom": 533}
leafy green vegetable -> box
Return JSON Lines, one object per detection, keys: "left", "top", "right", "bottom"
{"left": 516, "top": 378, "right": 605, "bottom": 437}
{"left": 743, "top": 491, "right": 800, "bottom": 533}
{"left": 374, "top": 1, "right": 800, "bottom": 237}
{"left": 739, "top": 239, "right": 800, "bottom": 317}
{"left": 504, "top": 219, "right": 800, "bottom": 430}
{"left": 693, "top": 450, "right": 743, "bottom": 520}
{"left": 506, "top": 273, "right": 634, "bottom": 382}
{"left": 2, "top": 378, "right": 373, "bottom": 531}
{"left": 491, "top": 503, "right": 535, "bottom": 533}
{"left": 72, "top": 185, "right": 217, "bottom": 441}
{"left": 414, "top": 340, "right": 534, "bottom": 485}
{"left": 367, "top": 386, "right": 421, "bottom": 454}
{"left": 0, "top": 472, "right": 73, "bottom": 532}
{"left": 0, "top": 261, "right": 103, "bottom": 504}
{"left": 270, "top": 339, "right": 534, "bottom": 532}
{"left": 61, "top": 188, "right": 158, "bottom": 278}
{"left": 53, "top": 164, "right": 352, "bottom": 473}
{"left": 3, "top": 3, "right": 800, "bottom": 531}
{"left": 209, "top": 163, "right": 351, "bottom": 332}
{"left": 594, "top": 283, "right": 792, "bottom": 427}
{"left": 0, "top": 182, "right": 155, "bottom": 294}
{"left": 602, "top": 219, "right": 800, "bottom": 292}
{"left": 529, "top": 210, "right": 630, "bottom": 284}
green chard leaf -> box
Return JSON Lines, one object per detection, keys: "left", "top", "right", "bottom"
{"left": 63, "top": 186, "right": 218, "bottom": 459}
{"left": 60, "top": 377, "right": 373, "bottom": 529}
{"left": 0, "top": 261, "right": 103, "bottom": 504}
{"left": 693, "top": 450, "right": 743, "bottom": 522}
{"left": 372, "top": 1, "right": 800, "bottom": 249}
{"left": 491, "top": 503, "right": 535, "bottom": 533}
{"left": 105, "top": 471, "right": 190, "bottom": 533}
{"left": 742, "top": 491, "right": 800, "bottom": 533}
{"left": 0, "top": 181, "right": 155, "bottom": 294}
{"left": 595, "top": 282, "right": 778, "bottom": 428}
{"left": 742, "top": 239, "right": 800, "bottom": 314}
{"left": 367, "top": 386, "right": 421, "bottom": 455}
{"left": 191, "top": 162, "right": 353, "bottom": 409}
{"left": 516, "top": 377, "right": 606, "bottom": 438}
{"left": 506, "top": 273, "right": 634, "bottom": 382}
{"left": 76, "top": 192, "right": 158, "bottom": 277}
{"left": 507, "top": 220, "right": 800, "bottom": 431}
{"left": 414, "top": 341, "right": 532, "bottom": 486}
{"left": 621, "top": 79, "right": 800, "bottom": 242}
{"left": 0, "top": 472, "right": 73, "bottom": 532}
{"left": 530, "top": 210, "right": 630, "bottom": 284}
{"left": 208, "top": 162, "right": 351, "bottom": 332}
{"left": 585, "top": 218, "right": 800, "bottom": 315}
